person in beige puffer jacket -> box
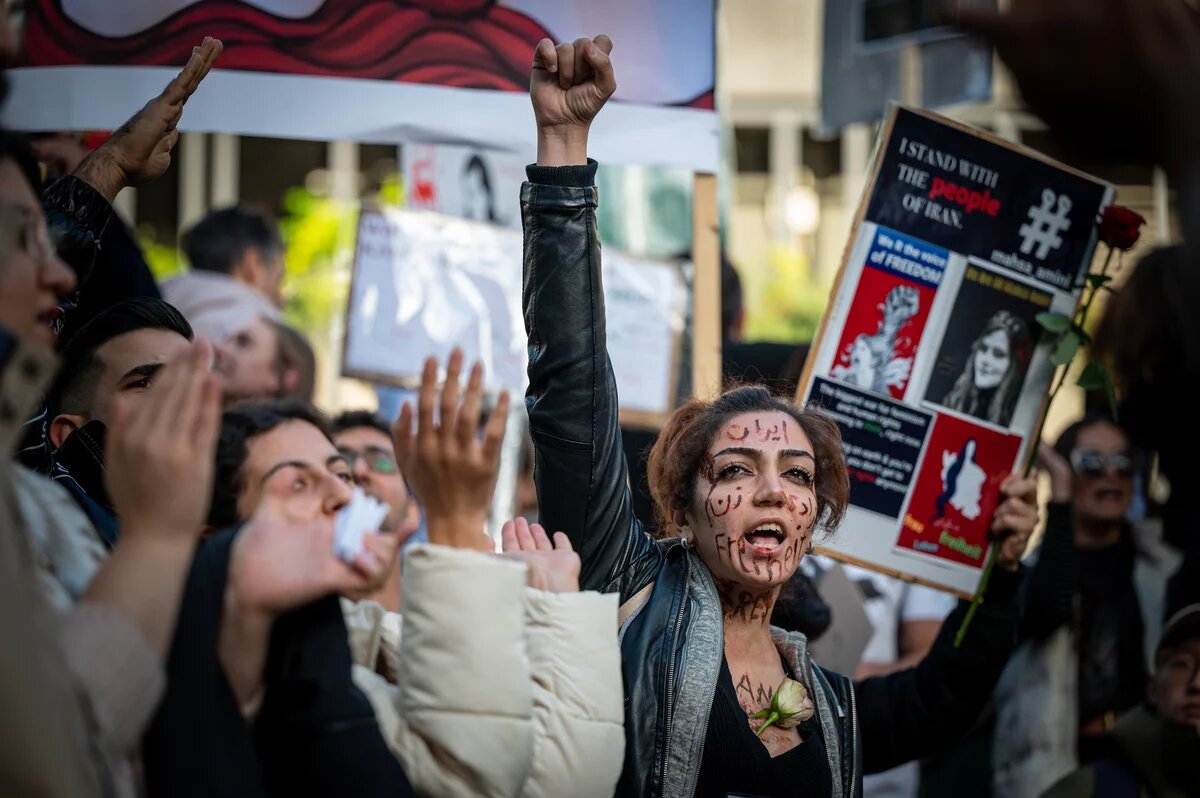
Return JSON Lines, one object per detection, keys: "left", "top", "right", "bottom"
{"left": 213, "top": 348, "right": 625, "bottom": 798}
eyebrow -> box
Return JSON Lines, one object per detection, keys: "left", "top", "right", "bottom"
{"left": 712, "top": 447, "right": 815, "bottom": 462}
{"left": 261, "top": 460, "right": 309, "bottom": 485}
{"left": 119, "top": 362, "right": 164, "bottom": 383}
{"left": 261, "top": 454, "right": 351, "bottom": 486}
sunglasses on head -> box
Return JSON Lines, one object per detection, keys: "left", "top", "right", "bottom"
{"left": 339, "top": 449, "right": 399, "bottom": 475}
{"left": 1070, "top": 449, "right": 1134, "bottom": 478}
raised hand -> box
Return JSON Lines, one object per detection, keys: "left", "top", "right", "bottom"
{"left": 501, "top": 517, "right": 581, "bottom": 593}
{"left": 105, "top": 339, "right": 222, "bottom": 540}
{"left": 990, "top": 474, "right": 1039, "bottom": 571}
{"left": 75, "top": 37, "right": 223, "bottom": 204}
{"left": 529, "top": 35, "right": 615, "bottom": 166}
{"left": 1036, "top": 441, "right": 1073, "bottom": 504}
{"left": 393, "top": 349, "right": 510, "bottom": 552}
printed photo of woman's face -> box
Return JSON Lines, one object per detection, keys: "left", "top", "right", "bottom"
{"left": 973, "top": 328, "right": 1010, "bottom": 390}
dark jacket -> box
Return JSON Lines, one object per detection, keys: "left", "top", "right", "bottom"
{"left": 1040, "top": 706, "right": 1200, "bottom": 798}
{"left": 142, "top": 527, "right": 412, "bottom": 798}
{"left": 521, "top": 163, "right": 1023, "bottom": 798}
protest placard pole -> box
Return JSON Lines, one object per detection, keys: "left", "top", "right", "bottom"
{"left": 691, "top": 172, "right": 722, "bottom": 400}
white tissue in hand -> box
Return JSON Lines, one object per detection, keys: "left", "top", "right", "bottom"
{"left": 333, "top": 488, "right": 390, "bottom": 563}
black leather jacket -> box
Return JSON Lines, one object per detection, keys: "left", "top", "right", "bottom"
{"left": 521, "top": 164, "right": 1023, "bottom": 798}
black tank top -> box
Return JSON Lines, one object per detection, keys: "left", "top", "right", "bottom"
{"left": 695, "top": 655, "right": 835, "bottom": 798}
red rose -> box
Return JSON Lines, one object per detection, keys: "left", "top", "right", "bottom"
{"left": 1097, "top": 205, "right": 1146, "bottom": 251}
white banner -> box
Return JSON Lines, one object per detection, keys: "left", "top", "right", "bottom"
{"left": 8, "top": 0, "right": 717, "bottom": 171}
{"left": 344, "top": 207, "right": 685, "bottom": 418}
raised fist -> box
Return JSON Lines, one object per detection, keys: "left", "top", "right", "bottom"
{"left": 882, "top": 285, "right": 920, "bottom": 326}
{"left": 530, "top": 35, "right": 616, "bottom": 132}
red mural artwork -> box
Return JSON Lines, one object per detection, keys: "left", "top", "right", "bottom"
{"left": 25, "top": 0, "right": 547, "bottom": 90}
{"left": 22, "top": 0, "right": 715, "bottom": 107}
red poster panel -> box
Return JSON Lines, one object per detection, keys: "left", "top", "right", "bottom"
{"left": 831, "top": 264, "right": 936, "bottom": 400}
{"left": 896, "top": 412, "right": 1021, "bottom": 568}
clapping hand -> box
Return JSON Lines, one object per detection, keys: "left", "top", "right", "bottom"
{"left": 393, "top": 349, "right": 509, "bottom": 552}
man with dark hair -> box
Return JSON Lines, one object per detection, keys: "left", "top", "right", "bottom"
{"left": 182, "top": 205, "right": 285, "bottom": 303}
{"left": 162, "top": 205, "right": 284, "bottom": 350}
{"left": 162, "top": 206, "right": 286, "bottom": 342}
{"left": 331, "top": 410, "right": 421, "bottom": 612}
{"left": 28, "top": 297, "right": 194, "bottom": 541}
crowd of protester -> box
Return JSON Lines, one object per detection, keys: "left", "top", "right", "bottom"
{"left": 1, "top": 1, "right": 1199, "bottom": 797}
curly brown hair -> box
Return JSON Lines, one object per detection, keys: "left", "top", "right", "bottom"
{"left": 646, "top": 385, "right": 850, "bottom": 539}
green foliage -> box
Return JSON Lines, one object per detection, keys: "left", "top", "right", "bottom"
{"left": 1051, "top": 330, "right": 1080, "bottom": 366}
{"left": 277, "top": 186, "right": 359, "bottom": 333}
{"left": 743, "top": 247, "right": 830, "bottom": 343}
{"left": 1036, "top": 311, "right": 1072, "bottom": 333}
{"left": 138, "top": 230, "right": 185, "bottom": 282}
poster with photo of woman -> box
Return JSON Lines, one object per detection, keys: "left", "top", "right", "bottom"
{"left": 922, "top": 262, "right": 1052, "bottom": 429}
{"left": 797, "top": 106, "right": 1112, "bottom": 596}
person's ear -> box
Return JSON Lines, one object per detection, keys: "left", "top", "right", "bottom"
{"left": 672, "top": 508, "right": 693, "bottom": 544}
{"left": 49, "top": 414, "right": 85, "bottom": 449}
{"left": 231, "top": 248, "right": 263, "bottom": 288}
{"left": 280, "top": 366, "right": 300, "bottom": 395}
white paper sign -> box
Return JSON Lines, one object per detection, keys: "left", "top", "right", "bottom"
{"left": 344, "top": 208, "right": 684, "bottom": 417}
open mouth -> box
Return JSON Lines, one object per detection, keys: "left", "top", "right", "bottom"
{"left": 1095, "top": 487, "right": 1124, "bottom": 502}
{"left": 744, "top": 522, "right": 786, "bottom": 555}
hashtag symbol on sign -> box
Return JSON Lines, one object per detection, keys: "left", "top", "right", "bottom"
{"left": 1018, "top": 188, "right": 1073, "bottom": 260}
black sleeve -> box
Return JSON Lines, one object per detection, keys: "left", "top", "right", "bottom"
{"left": 58, "top": 216, "right": 160, "bottom": 343}
{"left": 855, "top": 565, "right": 1023, "bottom": 775}
{"left": 521, "top": 160, "right": 661, "bottom": 601}
{"left": 253, "top": 596, "right": 412, "bottom": 798}
{"left": 141, "top": 529, "right": 269, "bottom": 798}
{"left": 43, "top": 176, "right": 161, "bottom": 342}
{"left": 142, "top": 528, "right": 413, "bottom": 798}
{"left": 1021, "top": 502, "right": 1078, "bottom": 640}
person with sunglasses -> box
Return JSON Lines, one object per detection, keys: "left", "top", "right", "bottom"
{"left": 331, "top": 410, "right": 424, "bottom": 613}
{"left": 994, "top": 413, "right": 1183, "bottom": 794}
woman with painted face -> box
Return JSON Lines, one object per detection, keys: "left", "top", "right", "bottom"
{"left": 522, "top": 36, "right": 1039, "bottom": 798}
{"left": 942, "top": 310, "right": 1031, "bottom": 428}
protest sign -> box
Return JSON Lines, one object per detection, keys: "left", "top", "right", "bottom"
{"left": 7, "top": 0, "right": 717, "bottom": 171}
{"left": 799, "top": 106, "right": 1113, "bottom": 596}
{"left": 344, "top": 208, "right": 685, "bottom": 422}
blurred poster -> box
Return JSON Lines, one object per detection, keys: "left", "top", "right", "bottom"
{"left": 7, "top": 0, "right": 717, "bottom": 171}
{"left": 404, "top": 145, "right": 526, "bottom": 229}
{"left": 799, "top": 106, "right": 1112, "bottom": 596}
{"left": 344, "top": 208, "right": 684, "bottom": 418}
